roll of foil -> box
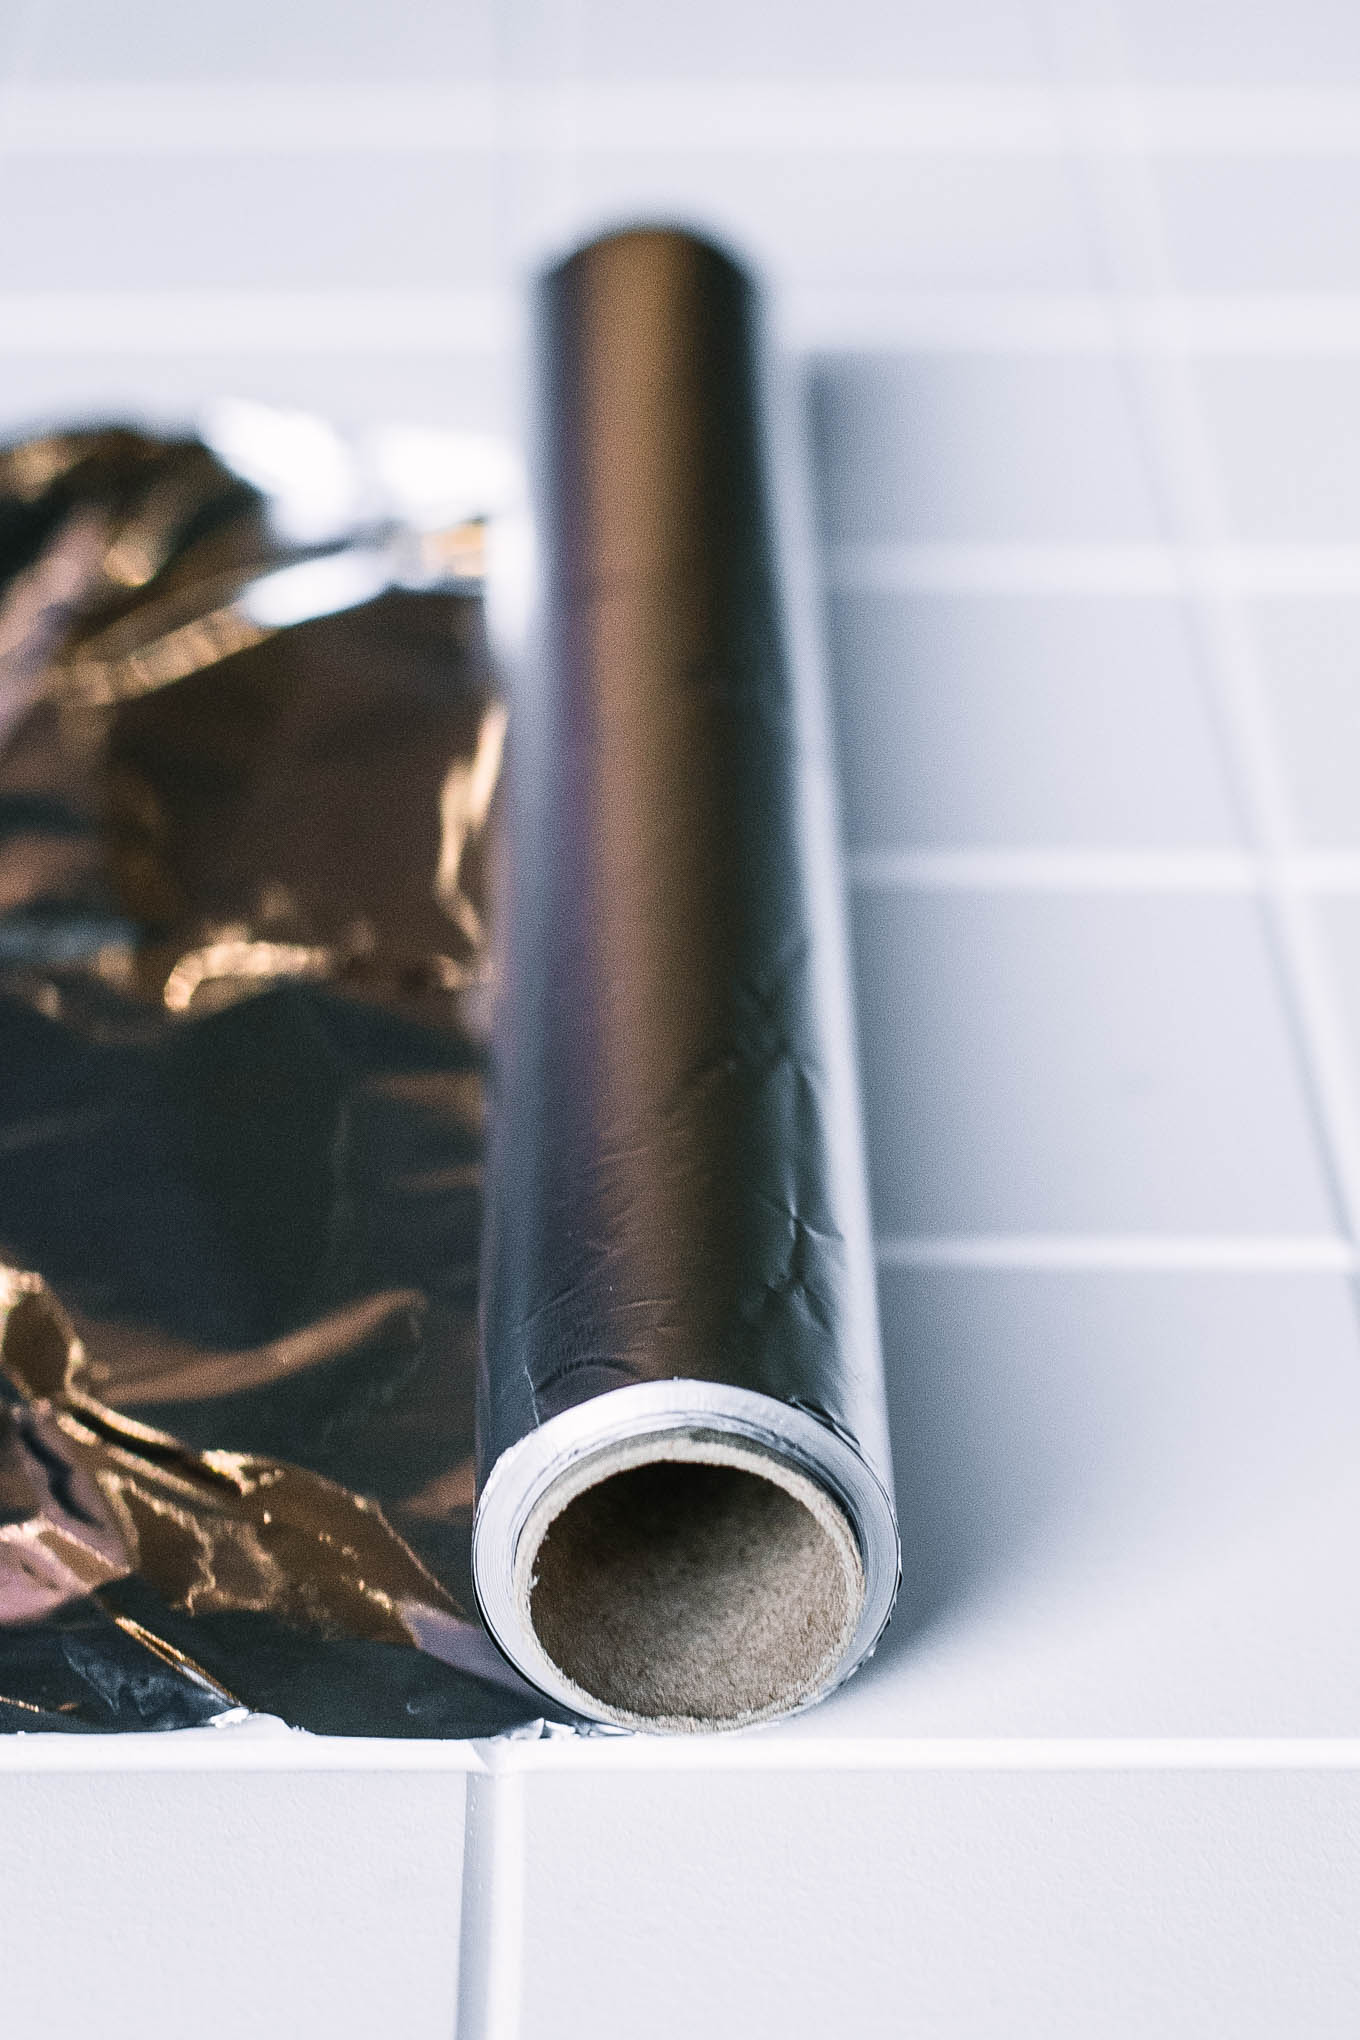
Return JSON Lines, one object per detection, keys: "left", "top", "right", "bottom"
{"left": 473, "top": 228, "right": 899, "bottom": 1732}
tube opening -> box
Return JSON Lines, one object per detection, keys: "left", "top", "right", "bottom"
{"left": 516, "top": 1436, "right": 865, "bottom": 1730}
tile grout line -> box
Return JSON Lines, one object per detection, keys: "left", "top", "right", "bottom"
{"left": 496, "top": 1735, "right": 1360, "bottom": 1775}
{"left": 1042, "top": 0, "right": 1360, "bottom": 1258}
{"left": 11, "top": 82, "right": 1360, "bottom": 154}
{"left": 846, "top": 849, "right": 1360, "bottom": 893}
{"left": 21, "top": 291, "right": 1360, "bottom": 360}
{"left": 459, "top": 37, "right": 582, "bottom": 2029}
{"left": 874, "top": 1234, "right": 1359, "bottom": 1272}
{"left": 788, "top": 294, "right": 1360, "bottom": 353}
{"left": 0, "top": 289, "right": 515, "bottom": 355}
{"left": 6, "top": 1725, "right": 1360, "bottom": 1774}
{"left": 849, "top": 848, "right": 1262, "bottom": 891}
{"left": 455, "top": 1759, "right": 526, "bottom": 2040}
{"left": 829, "top": 541, "right": 1360, "bottom": 596}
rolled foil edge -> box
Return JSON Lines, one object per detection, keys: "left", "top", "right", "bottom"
{"left": 474, "top": 1380, "right": 899, "bottom": 1730}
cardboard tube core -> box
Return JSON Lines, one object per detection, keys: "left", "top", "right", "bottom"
{"left": 515, "top": 1433, "right": 865, "bottom": 1730}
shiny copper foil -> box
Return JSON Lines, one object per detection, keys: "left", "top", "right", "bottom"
{"left": 0, "top": 425, "right": 545, "bottom": 1735}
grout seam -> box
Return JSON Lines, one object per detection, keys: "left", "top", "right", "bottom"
{"left": 4, "top": 1726, "right": 1360, "bottom": 1775}
{"left": 829, "top": 541, "right": 1360, "bottom": 596}
{"left": 15, "top": 292, "right": 1360, "bottom": 360}
{"left": 847, "top": 850, "right": 1360, "bottom": 893}
{"left": 0, "top": 289, "right": 513, "bottom": 354}
{"left": 9, "top": 83, "right": 1360, "bottom": 155}
{"left": 875, "top": 1233, "right": 1358, "bottom": 1272}
{"left": 495, "top": 1734, "right": 1360, "bottom": 1774}
{"left": 455, "top": 1761, "right": 525, "bottom": 2040}
{"left": 789, "top": 294, "right": 1360, "bottom": 353}
{"left": 849, "top": 849, "right": 1256, "bottom": 891}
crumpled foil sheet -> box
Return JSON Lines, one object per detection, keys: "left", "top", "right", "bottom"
{"left": 0, "top": 420, "right": 549, "bottom": 1736}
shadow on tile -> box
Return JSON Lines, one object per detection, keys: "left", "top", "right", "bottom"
{"left": 865, "top": 1267, "right": 1064, "bottom": 1664}
{"left": 805, "top": 351, "right": 1162, "bottom": 547}
{"left": 862, "top": 1266, "right": 1360, "bottom": 1677}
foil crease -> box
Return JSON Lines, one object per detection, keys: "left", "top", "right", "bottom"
{"left": 0, "top": 1266, "right": 459, "bottom": 1647}
{"left": 0, "top": 423, "right": 545, "bottom": 1736}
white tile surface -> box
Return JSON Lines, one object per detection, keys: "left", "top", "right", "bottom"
{"left": 516, "top": 0, "right": 1050, "bottom": 82}
{"left": 1123, "top": 0, "right": 1360, "bottom": 82}
{"left": 0, "top": 1769, "right": 467, "bottom": 2039}
{"left": 827, "top": 591, "right": 1238, "bottom": 849}
{"left": 851, "top": 891, "right": 1333, "bottom": 1234}
{"left": 1251, "top": 604, "right": 1360, "bottom": 844}
{"left": 1156, "top": 158, "right": 1360, "bottom": 292}
{"left": 811, "top": 355, "right": 1164, "bottom": 545}
{"left": 1313, "top": 898, "right": 1360, "bottom": 1096}
{"left": 1194, "top": 359, "right": 1360, "bottom": 542}
{"left": 21, "top": 0, "right": 500, "bottom": 80}
{"left": 517, "top": 1765, "right": 1360, "bottom": 2040}
{"left": 20, "top": 0, "right": 1049, "bottom": 84}
{"left": 808, "top": 1269, "right": 1360, "bottom": 1736}
{"left": 0, "top": 153, "right": 501, "bottom": 289}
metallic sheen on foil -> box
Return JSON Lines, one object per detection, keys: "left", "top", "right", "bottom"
{"left": 0, "top": 422, "right": 545, "bottom": 1735}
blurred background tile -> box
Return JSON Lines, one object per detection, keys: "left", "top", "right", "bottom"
{"left": 827, "top": 591, "right": 1239, "bottom": 849}
{"left": 1194, "top": 358, "right": 1360, "bottom": 542}
{"left": 1251, "top": 603, "right": 1360, "bottom": 844}
{"left": 17, "top": 0, "right": 500, "bottom": 80}
{"left": 850, "top": 891, "right": 1334, "bottom": 1235}
{"left": 1310, "top": 900, "right": 1360, "bottom": 1107}
{"left": 535, "top": 152, "right": 1096, "bottom": 293}
{"left": 555, "top": 0, "right": 1048, "bottom": 80}
{"left": 19, "top": 0, "right": 1048, "bottom": 83}
{"left": 1122, "top": 0, "right": 1360, "bottom": 81}
{"left": 1155, "top": 158, "right": 1360, "bottom": 292}
{"left": 0, "top": 153, "right": 501, "bottom": 290}
{"left": 811, "top": 354, "right": 1164, "bottom": 545}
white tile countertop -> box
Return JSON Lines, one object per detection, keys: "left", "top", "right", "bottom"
{"left": 4, "top": 0, "right": 1360, "bottom": 2032}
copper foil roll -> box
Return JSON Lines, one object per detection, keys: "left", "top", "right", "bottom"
{"left": 474, "top": 228, "right": 899, "bottom": 1731}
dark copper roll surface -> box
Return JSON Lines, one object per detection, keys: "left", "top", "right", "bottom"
{"left": 475, "top": 228, "right": 898, "bottom": 1731}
